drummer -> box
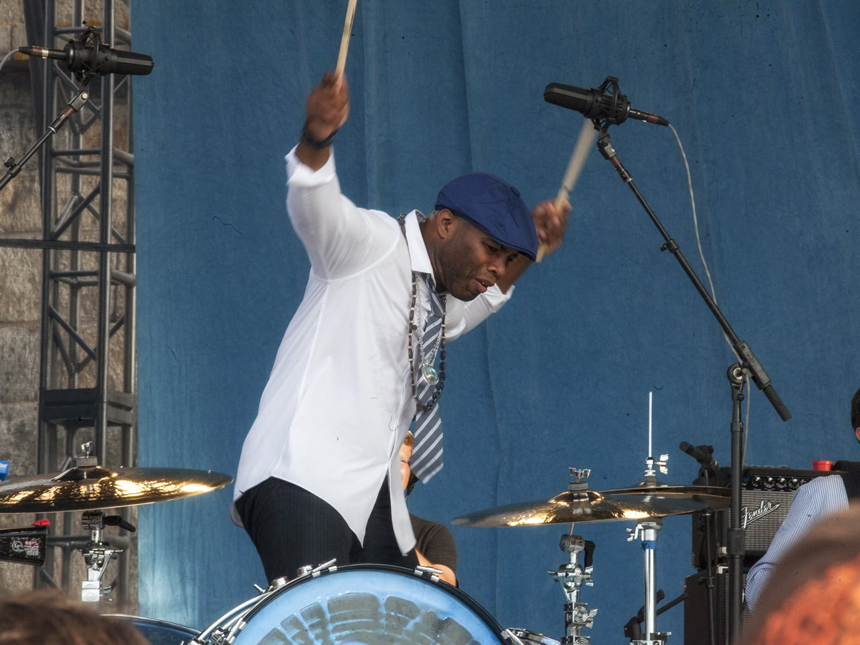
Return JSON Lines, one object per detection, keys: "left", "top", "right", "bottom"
{"left": 400, "top": 432, "right": 458, "bottom": 586}
{"left": 230, "top": 70, "right": 569, "bottom": 582}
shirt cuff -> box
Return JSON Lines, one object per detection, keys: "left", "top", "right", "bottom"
{"left": 484, "top": 283, "right": 514, "bottom": 311}
{"left": 285, "top": 145, "right": 337, "bottom": 187}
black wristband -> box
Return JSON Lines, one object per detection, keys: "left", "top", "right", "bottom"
{"left": 301, "top": 124, "right": 338, "bottom": 149}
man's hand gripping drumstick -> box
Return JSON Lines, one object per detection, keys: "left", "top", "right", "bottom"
{"left": 296, "top": 0, "right": 356, "bottom": 170}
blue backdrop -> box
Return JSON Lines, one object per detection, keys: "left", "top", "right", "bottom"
{"left": 134, "top": 2, "right": 860, "bottom": 643}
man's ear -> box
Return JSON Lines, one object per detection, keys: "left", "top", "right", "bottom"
{"left": 435, "top": 209, "right": 456, "bottom": 240}
{"left": 854, "top": 427, "right": 860, "bottom": 444}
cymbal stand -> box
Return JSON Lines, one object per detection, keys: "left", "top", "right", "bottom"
{"left": 627, "top": 519, "right": 669, "bottom": 645}
{"left": 80, "top": 510, "right": 135, "bottom": 603}
{"left": 548, "top": 468, "right": 598, "bottom": 645}
{"left": 625, "top": 454, "right": 670, "bottom": 645}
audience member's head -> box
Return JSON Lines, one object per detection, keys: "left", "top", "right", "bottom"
{"left": 742, "top": 505, "right": 860, "bottom": 645}
{"left": 0, "top": 590, "right": 149, "bottom": 645}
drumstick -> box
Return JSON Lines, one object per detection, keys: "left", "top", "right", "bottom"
{"left": 336, "top": 0, "right": 358, "bottom": 78}
{"left": 535, "top": 119, "right": 597, "bottom": 262}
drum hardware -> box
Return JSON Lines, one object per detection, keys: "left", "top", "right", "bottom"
{"left": 622, "top": 452, "right": 673, "bottom": 645}
{"left": 626, "top": 519, "right": 669, "bottom": 645}
{"left": 625, "top": 589, "right": 688, "bottom": 642}
{"left": 454, "top": 453, "right": 731, "bottom": 645}
{"left": 295, "top": 556, "right": 338, "bottom": 580}
{"left": 0, "top": 520, "right": 49, "bottom": 566}
{"left": 189, "top": 593, "right": 269, "bottom": 645}
{"left": 506, "top": 628, "right": 560, "bottom": 645}
{"left": 550, "top": 531, "right": 597, "bottom": 645}
{"left": 416, "top": 563, "right": 446, "bottom": 582}
{"left": 547, "top": 468, "right": 598, "bottom": 645}
{"left": 0, "top": 443, "right": 231, "bottom": 608}
{"left": 190, "top": 558, "right": 339, "bottom": 645}
{"left": 79, "top": 510, "right": 136, "bottom": 603}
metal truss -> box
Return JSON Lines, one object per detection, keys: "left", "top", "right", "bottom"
{"left": 0, "top": 0, "right": 138, "bottom": 607}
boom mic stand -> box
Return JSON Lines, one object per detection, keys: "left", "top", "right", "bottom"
{"left": 0, "top": 26, "right": 143, "bottom": 192}
{"left": 578, "top": 77, "right": 791, "bottom": 644}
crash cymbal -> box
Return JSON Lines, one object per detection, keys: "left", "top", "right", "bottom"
{"left": 452, "top": 485, "right": 730, "bottom": 528}
{"left": 0, "top": 465, "right": 233, "bottom": 514}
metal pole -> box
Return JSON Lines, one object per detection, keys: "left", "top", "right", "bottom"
{"left": 642, "top": 522, "right": 660, "bottom": 640}
{"left": 94, "top": 0, "right": 115, "bottom": 468}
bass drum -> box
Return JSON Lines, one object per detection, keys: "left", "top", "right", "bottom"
{"left": 230, "top": 565, "right": 513, "bottom": 644}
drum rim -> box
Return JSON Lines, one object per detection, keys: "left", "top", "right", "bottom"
{"left": 102, "top": 614, "right": 201, "bottom": 636}
{"left": 238, "top": 563, "right": 505, "bottom": 640}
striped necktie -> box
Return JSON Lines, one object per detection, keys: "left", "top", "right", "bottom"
{"left": 410, "top": 274, "right": 446, "bottom": 482}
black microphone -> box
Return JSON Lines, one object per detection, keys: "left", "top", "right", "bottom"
{"left": 679, "top": 441, "right": 718, "bottom": 470}
{"left": 544, "top": 81, "right": 669, "bottom": 126}
{"left": 19, "top": 41, "right": 153, "bottom": 77}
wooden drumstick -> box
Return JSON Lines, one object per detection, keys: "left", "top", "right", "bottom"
{"left": 535, "top": 119, "right": 597, "bottom": 262}
{"left": 336, "top": 0, "right": 358, "bottom": 78}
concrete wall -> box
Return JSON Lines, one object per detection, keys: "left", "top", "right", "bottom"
{"left": 0, "top": 0, "right": 137, "bottom": 611}
{"left": 0, "top": 0, "right": 43, "bottom": 595}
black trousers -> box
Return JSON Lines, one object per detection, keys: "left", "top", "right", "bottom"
{"left": 236, "top": 476, "right": 418, "bottom": 583}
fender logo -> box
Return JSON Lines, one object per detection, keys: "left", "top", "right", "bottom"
{"left": 741, "top": 500, "right": 781, "bottom": 528}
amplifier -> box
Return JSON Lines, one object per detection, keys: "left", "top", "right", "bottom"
{"left": 683, "top": 568, "right": 750, "bottom": 645}
{"left": 716, "top": 489, "right": 795, "bottom": 559}
{"left": 685, "top": 466, "right": 843, "bottom": 645}
{"left": 692, "top": 466, "right": 839, "bottom": 569}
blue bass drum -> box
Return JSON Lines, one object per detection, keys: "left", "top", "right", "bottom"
{"left": 231, "top": 565, "right": 513, "bottom": 644}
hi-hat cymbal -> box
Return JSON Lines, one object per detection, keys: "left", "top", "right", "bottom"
{"left": 0, "top": 465, "right": 233, "bottom": 514}
{"left": 452, "top": 485, "right": 730, "bottom": 528}
{"left": 603, "top": 482, "right": 733, "bottom": 503}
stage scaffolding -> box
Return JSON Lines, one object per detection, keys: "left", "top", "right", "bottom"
{"left": 0, "top": 0, "right": 138, "bottom": 608}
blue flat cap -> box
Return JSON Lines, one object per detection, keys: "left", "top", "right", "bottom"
{"left": 435, "top": 172, "right": 538, "bottom": 261}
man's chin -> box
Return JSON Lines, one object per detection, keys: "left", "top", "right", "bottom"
{"left": 449, "top": 286, "right": 479, "bottom": 302}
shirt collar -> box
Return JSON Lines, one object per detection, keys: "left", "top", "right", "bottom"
{"left": 403, "top": 210, "right": 435, "bottom": 278}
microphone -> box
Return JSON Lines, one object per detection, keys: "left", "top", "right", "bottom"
{"left": 18, "top": 41, "right": 153, "bottom": 77}
{"left": 544, "top": 80, "right": 669, "bottom": 127}
{"left": 679, "top": 441, "right": 718, "bottom": 471}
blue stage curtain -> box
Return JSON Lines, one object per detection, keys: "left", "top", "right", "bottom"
{"left": 134, "top": 2, "right": 860, "bottom": 641}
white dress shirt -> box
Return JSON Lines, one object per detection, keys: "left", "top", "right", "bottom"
{"left": 744, "top": 474, "right": 848, "bottom": 611}
{"left": 231, "top": 147, "right": 512, "bottom": 554}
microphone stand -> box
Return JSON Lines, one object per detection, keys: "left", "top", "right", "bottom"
{"left": 0, "top": 27, "right": 107, "bottom": 193}
{"left": 593, "top": 124, "right": 791, "bottom": 644}
{"left": 0, "top": 83, "right": 90, "bottom": 192}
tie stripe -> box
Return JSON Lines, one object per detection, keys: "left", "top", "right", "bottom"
{"left": 410, "top": 273, "right": 446, "bottom": 482}
{"left": 410, "top": 432, "right": 443, "bottom": 469}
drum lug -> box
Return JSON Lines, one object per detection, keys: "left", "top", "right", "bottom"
{"left": 311, "top": 558, "right": 338, "bottom": 577}
{"left": 501, "top": 628, "right": 527, "bottom": 645}
{"left": 415, "top": 565, "right": 442, "bottom": 583}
